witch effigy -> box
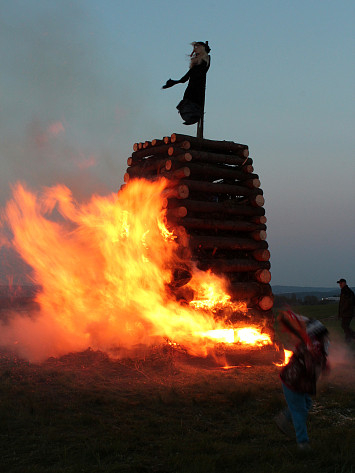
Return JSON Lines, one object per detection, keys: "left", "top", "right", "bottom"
{"left": 162, "top": 41, "right": 211, "bottom": 127}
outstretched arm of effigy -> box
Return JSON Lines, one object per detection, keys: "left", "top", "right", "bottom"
{"left": 162, "top": 71, "right": 190, "bottom": 89}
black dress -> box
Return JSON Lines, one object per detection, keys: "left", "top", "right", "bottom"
{"left": 176, "top": 59, "right": 210, "bottom": 124}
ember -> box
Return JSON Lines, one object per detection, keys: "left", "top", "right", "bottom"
{"left": 0, "top": 178, "right": 272, "bottom": 362}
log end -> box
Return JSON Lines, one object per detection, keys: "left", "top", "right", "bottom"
{"left": 165, "top": 159, "right": 172, "bottom": 171}
{"left": 258, "top": 295, "right": 274, "bottom": 311}
{"left": 251, "top": 195, "right": 265, "bottom": 208}
{"left": 168, "top": 207, "right": 188, "bottom": 218}
{"left": 255, "top": 269, "right": 271, "bottom": 284}
{"left": 251, "top": 230, "right": 267, "bottom": 241}
{"left": 177, "top": 184, "right": 189, "bottom": 199}
{"left": 252, "top": 249, "right": 271, "bottom": 262}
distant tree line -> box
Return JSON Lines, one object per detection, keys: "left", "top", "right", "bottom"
{"left": 273, "top": 293, "right": 335, "bottom": 307}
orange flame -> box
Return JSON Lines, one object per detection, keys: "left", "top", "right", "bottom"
{"left": 274, "top": 349, "right": 293, "bottom": 367}
{"left": 0, "top": 178, "right": 271, "bottom": 361}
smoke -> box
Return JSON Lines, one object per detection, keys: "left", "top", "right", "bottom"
{"left": 326, "top": 340, "right": 355, "bottom": 387}
{"left": 0, "top": 1, "right": 148, "bottom": 208}
{"left": 328, "top": 341, "right": 355, "bottom": 368}
{"left": 0, "top": 2, "right": 148, "bottom": 284}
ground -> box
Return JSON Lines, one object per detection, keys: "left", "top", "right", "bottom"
{"left": 0, "top": 304, "right": 354, "bottom": 473}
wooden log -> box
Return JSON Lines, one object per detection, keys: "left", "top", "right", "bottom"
{"left": 167, "top": 207, "right": 188, "bottom": 218}
{"left": 151, "top": 139, "right": 165, "bottom": 146}
{"left": 243, "top": 178, "right": 261, "bottom": 189}
{"left": 186, "top": 149, "right": 252, "bottom": 166}
{"left": 162, "top": 184, "right": 189, "bottom": 200}
{"left": 131, "top": 144, "right": 172, "bottom": 161}
{"left": 243, "top": 164, "right": 254, "bottom": 173}
{"left": 251, "top": 216, "right": 267, "bottom": 224}
{"left": 126, "top": 157, "right": 168, "bottom": 177}
{"left": 163, "top": 136, "right": 171, "bottom": 144}
{"left": 189, "top": 235, "right": 268, "bottom": 251}
{"left": 171, "top": 199, "right": 265, "bottom": 217}
{"left": 179, "top": 179, "right": 263, "bottom": 198}
{"left": 250, "top": 230, "right": 267, "bottom": 241}
{"left": 197, "top": 259, "right": 270, "bottom": 273}
{"left": 165, "top": 154, "right": 193, "bottom": 169}
{"left": 258, "top": 295, "right": 274, "bottom": 311}
{"left": 255, "top": 269, "right": 271, "bottom": 284}
{"left": 175, "top": 162, "right": 256, "bottom": 182}
{"left": 128, "top": 157, "right": 258, "bottom": 190}
{"left": 250, "top": 195, "right": 265, "bottom": 207}
{"left": 168, "top": 143, "right": 191, "bottom": 155}
{"left": 162, "top": 166, "right": 191, "bottom": 180}
{"left": 252, "top": 249, "right": 271, "bottom": 261}
{"left": 177, "top": 217, "right": 266, "bottom": 233}
{"left": 227, "top": 282, "right": 272, "bottom": 299}
{"left": 170, "top": 133, "right": 249, "bottom": 157}
{"left": 143, "top": 141, "right": 151, "bottom": 149}
{"left": 133, "top": 142, "right": 142, "bottom": 151}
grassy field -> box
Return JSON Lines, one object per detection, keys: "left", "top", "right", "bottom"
{"left": 0, "top": 303, "right": 354, "bottom": 473}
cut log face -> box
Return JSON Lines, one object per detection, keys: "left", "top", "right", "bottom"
{"left": 255, "top": 269, "right": 272, "bottom": 284}
{"left": 123, "top": 134, "right": 273, "bottom": 313}
{"left": 258, "top": 295, "right": 274, "bottom": 311}
{"left": 252, "top": 249, "right": 271, "bottom": 261}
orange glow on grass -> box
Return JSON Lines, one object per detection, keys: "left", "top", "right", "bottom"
{"left": 0, "top": 178, "right": 271, "bottom": 361}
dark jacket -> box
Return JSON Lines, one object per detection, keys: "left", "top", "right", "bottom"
{"left": 179, "top": 60, "right": 210, "bottom": 107}
{"left": 280, "top": 339, "right": 328, "bottom": 395}
{"left": 163, "top": 58, "right": 210, "bottom": 125}
{"left": 338, "top": 285, "right": 355, "bottom": 318}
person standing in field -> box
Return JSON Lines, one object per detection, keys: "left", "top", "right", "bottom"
{"left": 337, "top": 278, "right": 355, "bottom": 344}
{"left": 275, "top": 310, "right": 330, "bottom": 451}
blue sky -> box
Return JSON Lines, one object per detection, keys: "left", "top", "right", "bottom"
{"left": 0, "top": 0, "right": 354, "bottom": 286}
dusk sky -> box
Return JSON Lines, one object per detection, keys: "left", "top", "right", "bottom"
{"left": 1, "top": 0, "right": 354, "bottom": 287}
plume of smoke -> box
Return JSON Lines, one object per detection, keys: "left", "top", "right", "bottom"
{"left": 326, "top": 340, "right": 355, "bottom": 388}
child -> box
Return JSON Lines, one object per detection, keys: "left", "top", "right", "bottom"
{"left": 275, "top": 310, "right": 330, "bottom": 450}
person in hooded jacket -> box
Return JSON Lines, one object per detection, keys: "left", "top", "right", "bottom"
{"left": 275, "top": 311, "right": 330, "bottom": 450}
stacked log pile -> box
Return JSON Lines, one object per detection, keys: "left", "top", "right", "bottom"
{"left": 123, "top": 133, "right": 273, "bottom": 317}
